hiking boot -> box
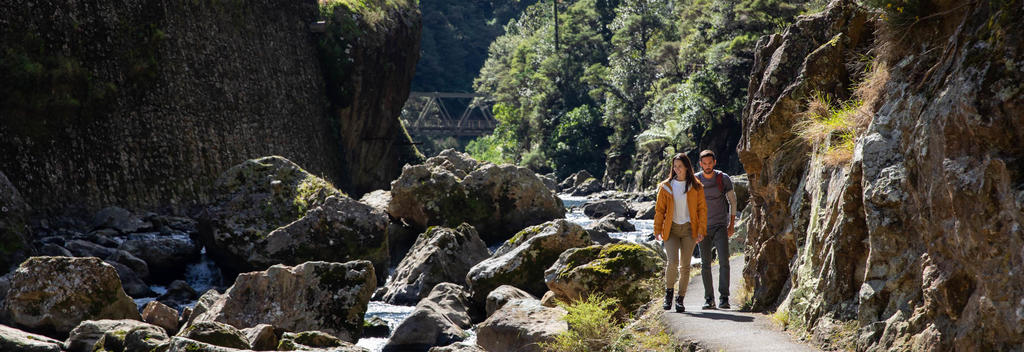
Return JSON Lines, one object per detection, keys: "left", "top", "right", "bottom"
{"left": 663, "top": 289, "right": 673, "bottom": 310}
{"left": 719, "top": 297, "right": 731, "bottom": 309}
{"left": 702, "top": 299, "right": 716, "bottom": 310}
{"left": 675, "top": 296, "right": 685, "bottom": 313}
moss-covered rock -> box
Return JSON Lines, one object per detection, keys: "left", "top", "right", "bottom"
{"left": 544, "top": 243, "right": 664, "bottom": 315}
{"left": 378, "top": 223, "right": 489, "bottom": 304}
{"left": 0, "top": 324, "right": 62, "bottom": 352}
{"left": 186, "top": 260, "right": 375, "bottom": 343}
{"left": 466, "top": 220, "right": 592, "bottom": 306}
{"left": 197, "top": 156, "right": 388, "bottom": 282}
{"left": 1, "top": 257, "right": 140, "bottom": 338}
{"left": 278, "top": 330, "right": 343, "bottom": 350}
{"left": 176, "top": 321, "right": 248, "bottom": 350}
{"left": 390, "top": 150, "right": 566, "bottom": 245}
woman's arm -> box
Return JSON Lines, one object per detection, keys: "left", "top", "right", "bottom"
{"left": 653, "top": 188, "right": 667, "bottom": 240}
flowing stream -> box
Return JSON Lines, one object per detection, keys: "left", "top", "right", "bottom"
{"left": 355, "top": 195, "right": 658, "bottom": 351}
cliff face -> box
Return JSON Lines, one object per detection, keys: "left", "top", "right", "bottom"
{"left": 0, "top": 0, "right": 420, "bottom": 214}
{"left": 740, "top": 0, "right": 1023, "bottom": 350}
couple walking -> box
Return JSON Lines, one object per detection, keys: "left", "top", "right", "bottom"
{"left": 653, "top": 150, "right": 737, "bottom": 313}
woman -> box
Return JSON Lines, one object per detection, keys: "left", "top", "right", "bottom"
{"left": 653, "top": 153, "right": 707, "bottom": 312}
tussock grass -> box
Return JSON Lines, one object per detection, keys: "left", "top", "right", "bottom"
{"left": 542, "top": 280, "right": 682, "bottom": 352}
{"left": 794, "top": 92, "right": 861, "bottom": 165}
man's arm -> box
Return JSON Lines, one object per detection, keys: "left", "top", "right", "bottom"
{"left": 726, "top": 189, "right": 737, "bottom": 236}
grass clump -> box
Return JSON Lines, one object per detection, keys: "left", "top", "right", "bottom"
{"left": 543, "top": 288, "right": 680, "bottom": 352}
{"left": 794, "top": 92, "right": 866, "bottom": 166}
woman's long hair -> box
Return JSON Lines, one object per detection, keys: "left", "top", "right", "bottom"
{"left": 664, "top": 153, "right": 703, "bottom": 191}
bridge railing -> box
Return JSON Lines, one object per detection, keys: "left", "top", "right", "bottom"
{"left": 401, "top": 92, "right": 496, "bottom": 137}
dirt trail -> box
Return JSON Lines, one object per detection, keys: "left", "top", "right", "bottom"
{"left": 660, "top": 255, "right": 819, "bottom": 351}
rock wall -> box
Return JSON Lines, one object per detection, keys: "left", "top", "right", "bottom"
{"left": 0, "top": 0, "right": 420, "bottom": 214}
{"left": 739, "top": 0, "right": 1023, "bottom": 350}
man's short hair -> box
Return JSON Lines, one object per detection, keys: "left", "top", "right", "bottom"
{"left": 699, "top": 149, "right": 716, "bottom": 160}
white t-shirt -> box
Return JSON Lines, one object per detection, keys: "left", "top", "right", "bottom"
{"left": 670, "top": 179, "right": 690, "bottom": 225}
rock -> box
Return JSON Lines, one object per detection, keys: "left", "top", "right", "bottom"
{"left": 0, "top": 324, "right": 63, "bottom": 352}
{"left": 730, "top": 174, "right": 750, "bottom": 212}
{"left": 157, "top": 280, "right": 200, "bottom": 311}
{"left": 475, "top": 298, "right": 567, "bottom": 352}
{"left": 142, "top": 300, "right": 180, "bottom": 335}
{"left": 632, "top": 201, "right": 656, "bottom": 219}
{"left": 92, "top": 206, "right": 149, "bottom": 234}
{"left": 426, "top": 149, "right": 482, "bottom": 178}
{"left": 537, "top": 174, "right": 558, "bottom": 192}
{"left": 569, "top": 177, "right": 602, "bottom": 196}
{"left": 240, "top": 324, "right": 278, "bottom": 351}
{"left": 378, "top": 224, "right": 490, "bottom": 304}
{"left": 107, "top": 250, "right": 150, "bottom": 279}
{"left": 558, "top": 170, "right": 593, "bottom": 192}
{"left": 429, "top": 342, "right": 486, "bottom": 352}
{"left": 582, "top": 199, "right": 629, "bottom": 219}
{"left": 361, "top": 317, "right": 390, "bottom": 338}
{"left": 383, "top": 283, "right": 473, "bottom": 351}
{"left": 163, "top": 337, "right": 244, "bottom": 352}
{"left": 118, "top": 232, "right": 201, "bottom": 278}
{"left": 386, "top": 220, "right": 421, "bottom": 268}
{"left": 187, "top": 260, "right": 375, "bottom": 342}
{"left": 359, "top": 190, "right": 392, "bottom": 214}
{"left": 176, "top": 321, "right": 249, "bottom": 350}
{"left": 279, "top": 330, "right": 348, "bottom": 350}
{"left": 38, "top": 244, "right": 72, "bottom": 257}
{"left": 587, "top": 214, "right": 636, "bottom": 233}
{"left": 389, "top": 153, "right": 566, "bottom": 245}
{"left": 1, "top": 257, "right": 140, "bottom": 337}
{"left": 485, "top": 285, "right": 535, "bottom": 317}
{"left": 63, "top": 239, "right": 117, "bottom": 260}
{"left": 196, "top": 156, "right": 348, "bottom": 274}
{"left": 585, "top": 229, "right": 619, "bottom": 245}
{"left": 544, "top": 243, "right": 664, "bottom": 315}
{"left": 104, "top": 260, "right": 155, "bottom": 297}
{"left": 467, "top": 220, "right": 593, "bottom": 304}
{"left": 540, "top": 291, "right": 559, "bottom": 308}
{"left": 92, "top": 320, "right": 169, "bottom": 352}
{"left": 0, "top": 172, "right": 32, "bottom": 273}
{"left": 65, "top": 319, "right": 163, "bottom": 352}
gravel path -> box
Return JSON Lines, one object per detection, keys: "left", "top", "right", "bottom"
{"left": 660, "top": 255, "right": 820, "bottom": 351}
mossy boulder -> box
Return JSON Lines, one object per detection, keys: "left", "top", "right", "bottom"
{"left": 0, "top": 171, "right": 32, "bottom": 274}
{"left": 197, "top": 156, "right": 388, "bottom": 281}
{"left": 278, "top": 330, "right": 344, "bottom": 350}
{"left": 1, "top": 257, "right": 140, "bottom": 338}
{"left": 378, "top": 224, "right": 489, "bottom": 304}
{"left": 475, "top": 298, "right": 566, "bottom": 352}
{"left": 176, "top": 321, "right": 249, "bottom": 350}
{"left": 389, "top": 150, "right": 565, "bottom": 245}
{"left": 0, "top": 324, "right": 62, "bottom": 352}
{"left": 186, "top": 260, "right": 375, "bottom": 343}
{"left": 90, "top": 320, "right": 169, "bottom": 352}
{"left": 466, "top": 220, "right": 592, "bottom": 305}
{"left": 544, "top": 243, "right": 664, "bottom": 315}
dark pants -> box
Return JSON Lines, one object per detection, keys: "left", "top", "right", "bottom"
{"left": 700, "top": 224, "right": 729, "bottom": 301}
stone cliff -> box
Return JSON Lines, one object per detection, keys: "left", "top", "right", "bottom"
{"left": 739, "top": 0, "right": 1022, "bottom": 350}
{"left": 0, "top": 0, "right": 420, "bottom": 214}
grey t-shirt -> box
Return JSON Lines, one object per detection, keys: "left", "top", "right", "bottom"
{"left": 696, "top": 170, "right": 733, "bottom": 226}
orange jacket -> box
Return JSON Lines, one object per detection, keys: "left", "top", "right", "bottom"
{"left": 653, "top": 179, "right": 707, "bottom": 242}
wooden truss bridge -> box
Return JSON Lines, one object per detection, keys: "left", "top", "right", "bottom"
{"left": 401, "top": 92, "right": 497, "bottom": 137}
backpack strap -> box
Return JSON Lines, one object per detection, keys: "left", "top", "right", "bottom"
{"left": 716, "top": 171, "right": 724, "bottom": 192}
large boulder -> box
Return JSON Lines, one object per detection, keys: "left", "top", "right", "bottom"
{"left": 466, "top": 220, "right": 593, "bottom": 303}
{"left": 0, "top": 324, "right": 63, "bottom": 352}
{"left": 382, "top": 283, "right": 473, "bottom": 351}
{"left": 187, "top": 260, "right": 375, "bottom": 342}
{"left": 142, "top": 300, "right": 180, "bottom": 335}
{"left": 587, "top": 214, "right": 636, "bottom": 233}
{"left": 0, "top": 172, "right": 32, "bottom": 274}
{"left": 475, "top": 298, "right": 567, "bottom": 352}
{"left": 582, "top": 200, "right": 629, "bottom": 219}
{"left": 569, "top": 177, "right": 602, "bottom": 196}
{"left": 485, "top": 285, "right": 535, "bottom": 317}
{"left": 544, "top": 243, "right": 664, "bottom": 315}
{"left": 240, "top": 324, "right": 278, "bottom": 351}
{"left": 196, "top": 156, "right": 380, "bottom": 274}
{"left": 1, "top": 257, "right": 140, "bottom": 337}
{"left": 90, "top": 320, "right": 169, "bottom": 352}
{"left": 558, "top": 170, "right": 593, "bottom": 192}
{"left": 429, "top": 342, "right": 487, "bottom": 352}
{"left": 65, "top": 319, "right": 167, "bottom": 352}
{"left": 176, "top": 321, "right": 249, "bottom": 350}
{"left": 378, "top": 224, "right": 490, "bottom": 305}
{"left": 389, "top": 151, "right": 565, "bottom": 244}
{"left": 118, "top": 232, "right": 201, "bottom": 278}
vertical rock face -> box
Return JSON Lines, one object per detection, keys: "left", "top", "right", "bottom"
{"left": 0, "top": 0, "right": 420, "bottom": 213}
{"left": 738, "top": 0, "right": 872, "bottom": 310}
{"left": 0, "top": 172, "right": 32, "bottom": 273}
{"left": 741, "top": 0, "right": 1024, "bottom": 350}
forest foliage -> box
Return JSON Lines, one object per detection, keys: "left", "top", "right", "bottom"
{"left": 466, "top": 0, "right": 829, "bottom": 180}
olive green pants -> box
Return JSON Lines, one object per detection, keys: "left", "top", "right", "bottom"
{"left": 664, "top": 223, "right": 696, "bottom": 298}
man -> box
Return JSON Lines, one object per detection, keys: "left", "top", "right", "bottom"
{"left": 695, "top": 149, "right": 737, "bottom": 309}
